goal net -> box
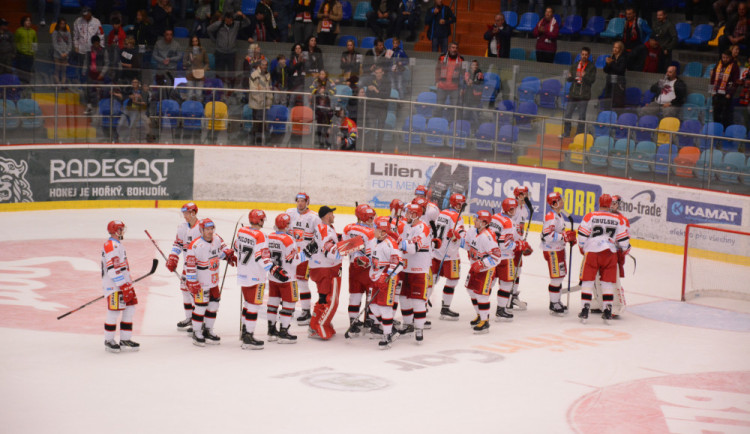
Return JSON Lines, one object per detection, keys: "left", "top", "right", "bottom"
{"left": 682, "top": 224, "right": 750, "bottom": 301}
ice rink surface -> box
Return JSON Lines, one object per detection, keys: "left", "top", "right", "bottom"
{"left": 1, "top": 207, "right": 749, "bottom": 434}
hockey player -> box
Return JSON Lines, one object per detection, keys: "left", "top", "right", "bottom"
{"left": 576, "top": 194, "right": 631, "bottom": 323}
{"left": 540, "top": 192, "right": 577, "bottom": 315}
{"left": 343, "top": 204, "right": 376, "bottom": 336}
{"left": 307, "top": 206, "right": 343, "bottom": 340}
{"left": 165, "top": 202, "right": 202, "bottom": 332}
{"left": 287, "top": 192, "right": 321, "bottom": 325}
{"left": 397, "top": 203, "right": 432, "bottom": 344}
{"left": 489, "top": 198, "right": 531, "bottom": 321}
{"left": 370, "top": 216, "right": 404, "bottom": 349}
{"left": 509, "top": 186, "right": 531, "bottom": 310}
{"left": 462, "top": 210, "right": 502, "bottom": 334}
{"left": 431, "top": 193, "right": 466, "bottom": 321}
{"left": 102, "top": 220, "right": 139, "bottom": 353}
{"left": 591, "top": 194, "right": 630, "bottom": 317}
{"left": 413, "top": 185, "right": 440, "bottom": 233}
{"left": 184, "top": 218, "right": 237, "bottom": 346}
{"left": 266, "top": 213, "right": 301, "bottom": 344}
{"left": 234, "top": 209, "right": 273, "bottom": 350}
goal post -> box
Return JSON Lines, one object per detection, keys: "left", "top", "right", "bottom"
{"left": 681, "top": 224, "right": 750, "bottom": 302}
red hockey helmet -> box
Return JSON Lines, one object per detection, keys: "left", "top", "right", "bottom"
{"left": 449, "top": 193, "right": 466, "bottom": 210}
{"left": 199, "top": 218, "right": 215, "bottom": 230}
{"left": 374, "top": 216, "right": 390, "bottom": 231}
{"left": 107, "top": 220, "right": 126, "bottom": 236}
{"left": 611, "top": 195, "right": 622, "bottom": 210}
{"left": 412, "top": 197, "right": 428, "bottom": 211}
{"left": 355, "top": 204, "right": 375, "bottom": 222}
{"left": 513, "top": 186, "right": 529, "bottom": 198}
{"left": 405, "top": 203, "right": 423, "bottom": 218}
{"left": 181, "top": 202, "right": 198, "bottom": 213}
{"left": 599, "top": 194, "right": 613, "bottom": 210}
{"left": 502, "top": 198, "right": 518, "bottom": 213}
{"left": 546, "top": 192, "right": 562, "bottom": 207}
{"left": 275, "top": 213, "right": 291, "bottom": 231}
{"left": 295, "top": 192, "right": 310, "bottom": 203}
{"left": 248, "top": 209, "right": 266, "bottom": 225}
{"left": 414, "top": 185, "right": 428, "bottom": 197}
{"left": 475, "top": 210, "right": 492, "bottom": 225}
{"left": 389, "top": 199, "right": 405, "bottom": 213}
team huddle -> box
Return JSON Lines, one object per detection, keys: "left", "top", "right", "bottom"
{"left": 99, "top": 187, "right": 632, "bottom": 353}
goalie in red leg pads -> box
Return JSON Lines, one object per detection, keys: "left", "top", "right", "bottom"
{"left": 489, "top": 201, "right": 522, "bottom": 321}
{"left": 102, "top": 220, "right": 139, "bottom": 353}
{"left": 369, "top": 216, "right": 404, "bottom": 349}
{"left": 540, "top": 192, "right": 575, "bottom": 316}
{"left": 308, "top": 206, "right": 343, "bottom": 340}
{"left": 343, "top": 204, "right": 377, "bottom": 333}
{"left": 286, "top": 192, "right": 322, "bottom": 325}
{"left": 168, "top": 202, "right": 202, "bottom": 331}
{"left": 462, "top": 211, "right": 502, "bottom": 334}
{"left": 184, "top": 218, "right": 235, "bottom": 346}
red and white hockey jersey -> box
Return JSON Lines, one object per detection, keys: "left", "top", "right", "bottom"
{"left": 419, "top": 201, "right": 441, "bottom": 229}
{"left": 169, "top": 220, "right": 202, "bottom": 261}
{"left": 342, "top": 222, "right": 375, "bottom": 263}
{"left": 185, "top": 235, "right": 228, "bottom": 289}
{"left": 577, "top": 211, "right": 631, "bottom": 253}
{"left": 369, "top": 237, "right": 404, "bottom": 281}
{"left": 309, "top": 223, "right": 342, "bottom": 269}
{"left": 431, "top": 208, "right": 465, "bottom": 261}
{"left": 267, "top": 231, "right": 300, "bottom": 283}
{"left": 512, "top": 202, "right": 530, "bottom": 238}
{"left": 101, "top": 237, "right": 131, "bottom": 294}
{"left": 462, "top": 227, "right": 501, "bottom": 271}
{"left": 286, "top": 208, "right": 321, "bottom": 253}
{"left": 489, "top": 213, "right": 517, "bottom": 259}
{"left": 234, "top": 227, "right": 273, "bottom": 286}
{"left": 540, "top": 210, "right": 569, "bottom": 252}
{"left": 399, "top": 220, "right": 432, "bottom": 273}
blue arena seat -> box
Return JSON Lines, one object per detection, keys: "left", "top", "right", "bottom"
{"left": 600, "top": 18, "right": 625, "bottom": 39}
{"left": 580, "top": 16, "right": 605, "bottom": 38}
{"left": 685, "top": 24, "right": 713, "bottom": 45}
{"left": 516, "top": 13, "right": 539, "bottom": 33}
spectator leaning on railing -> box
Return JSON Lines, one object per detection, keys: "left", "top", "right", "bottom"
{"left": 485, "top": 13, "right": 512, "bottom": 58}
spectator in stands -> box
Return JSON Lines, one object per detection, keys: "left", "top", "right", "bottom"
{"left": 346, "top": 74, "right": 360, "bottom": 122}
{"left": 435, "top": 42, "right": 464, "bottom": 117}
{"left": 621, "top": 8, "right": 644, "bottom": 70}
{"left": 152, "top": 29, "right": 182, "bottom": 85}
{"left": 0, "top": 19, "right": 13, "bottom": 75}
{"left": 501, "top": 0, "right": 518, "bottom": 15}
{"left": 52, "top": 18, "right": 72, "bottom": 85}
{"left": 271, "top": 54, "right": 290, "bottom": 104}
{"left": 738, "top": 67, "right": 750, "bottom": 126}
{"left": 249, "top": 58, "right": 274, "bottom": 145}
{"left": 330, "top": 105, "right": 357, "bottom": 150}
{"left": 719, "top": 2, "right": 748, "bottom": 56}
{"left": 73, "top": 8, "right": 104, "bottom": 69}
{"left": 107, "top": 17, "right": 126, "bottom": 71}
{"left": 562, "top": 46, "right": 596, "bottom": 137}
{"left": 390, "top": 37, "right": 409, "bottom": 98}
{"left": 651, "top": 10, "right": 678, "bottom": 73}
{"left": 461, "top": 59, "right": 484, "bottom": 114}
{"left": 193, "top": 0, "right": 212, "bottom": 38}
{"left": 640, "top": 65, "right": 687, "bottom": 118}
{"left": 310, "top": 69, "right": 336, "bottom": 147}
{"left": 305, "top": 35, "right": 325, "bottom": 77}
{"left": 115, "top": 78, "right": 151, "bottom": 142}
{"left": 292, "top": 0, "right": 316, "bottom": 45}
{"left": 713, "top": 0, "right": 740, "bottom": 27}
{"left": 287, "top": 43, "right": 307, "bottom": 105}
{"left": 152, "top": 0, "right": 177, "bottom": 39}
{"left": 604, "top": 41, "right": 627, "bottom": 109}
{"left": 208, "top": 11, "right": 252, "bottom": 87}
{"left": 14, "top": 16, "right": 37, "bottom": 83}
{"left": 340, "top": 38, "right": 362, "bottom": 80}
{"left": 710, "top": 50, "right": 740, "bottom": 127}
{"left": 367, "top": 0, "right": 397, "bottom": 40}
{"left": 360, "top": 64, "right": 391, "bottom": 152}
{"left": 242, "top": 43, "right": 265, "bottom": 86}
{"left": 184, "top": 36, "right": 208, "bottom": 100}
{"left": 641, "top": 39, "right": 663, "bottom": 73}
{"left": 130, "top": 10, "right": 156, "bottom": 49}
{"left": 119, "top": 36, "right": 141, "bottom": 83}
{"left": 425, "top": 0, "right": 456, "bottom": 53}
{"left": 533, "top": 7, "right": 559, "bottom": 63}
{"left": 485, "top": 13, "right": 512, "bottom": 58}
{"left": 38, "top": 0, "right": 60, "bottom": 27}
{"left": 394, "top": 0, "right": 420, "bottom": 42}
{"left": 256, "top": 0, "right": 281, "bottom": 42}
{"left": 316, "top": 0, "right": 343, "bottom": 45}
{"left": 364, "top": 37, "right": 391, "bottom": 73}
{"left": 273, "top": 0, "right": 294, "bottom": 42}
{"left": 83, "top": 35, "right": 111, "bottom": 115}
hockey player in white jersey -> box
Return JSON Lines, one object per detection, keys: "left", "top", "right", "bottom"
{"left": 540, "top": 192, "right": 577, "bottom": 315}
{"left": 508, "top": 186, "right": 531, "bottom": 310}
{"left": 308, "top": 206, "right": 343, "bottom": 340}
{"left": 591, "top": 194, "right": 630, "bottom": 317}
{"left": 414, "top": 185, "right": 440, "bottom": 233}
{"left": 576, "top": 194, "right": 631, "bottom": 323}
{"left": 184, "top": 218, "right": 237, "bottom": 346}
{"left": 370, "top": 216, "right": 404, "bottom": 349}
{"left": 234, "top": 209, "right": 273, "bottom": 350}
{"left": 266, "top": 213, "right": 302, "bottom": 343}
{"left": 286, "top": 192, "right": 321, "bottom": 325}
{"left": 397, "top": 203, "right": 432, "bottom": 344}
{"left": 102, "top": 220, "right": 139, "bottom": 353}
{"left": 462, "top": 210, "right": 502, "bottom": 333}
{"left": 430, "top": 193, "right": 466, "bottom": 321}
{"left": 342, "top": 204, "right": 376, "bottom": 337}
{"left": 489, "top": 198, "right": 531, "bottom": 321}
{"left": 166, "top": 202, "right": 202, "bottom": 332}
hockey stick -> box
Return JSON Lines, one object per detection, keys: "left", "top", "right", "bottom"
{"left": 220, "top": 216, "right": 243, "bottom": 297}
{"left": 566, "top": 214, "right": 575, "bottom": 309}
{"left": 628, "top": 253, "right": 636, "bottom": 274}
{"left": 144, "top": 230, "right": 182, "bottom": 281}
{"left": 57, "top": 259, "right": 158, "bottom": 320}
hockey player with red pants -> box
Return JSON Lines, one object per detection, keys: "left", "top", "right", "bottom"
{"left": 308, "top": 206, "right": 343, "bottom": 340}
{"left": 166, "top": 202, "right": 201, "bottom": 332}
{"left": 343, "top": 204, "right": 377, "bottom": 336}
{"left": 369, "top": 216, "right": 404, "bottom": 349}
{"left": 397, "top": 203, "right": 432, "bottom": 344}
{"left": 540, "top": 192, "right": 577, "bottom": 315}
{"left": 462, "top": 210, "right": 502, "bottom": 334}
{"left": 102, "top": 220, "right": 139, "bottom": 353}
{"left": 266, "top": 212, "right": 302, "bottom": 344}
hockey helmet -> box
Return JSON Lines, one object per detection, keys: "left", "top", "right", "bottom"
{"left": 181, "top": 202, "right": 198, "bottom": 213}
{"left": 414, "top": 185, "right": 428, "bottom": 197}
{"left": 295, "top": 192, "right": 310, "bottom": 203}
{"left": 513, "top": 186, "right": 529, "bottom": 198}
{"left": 502, "top": 198, "right": 518, "bottom": 213}
{"left": 599, "top": 194, "right": 613, "bottom": 210}
{"left": 107, "top": 220, "right": 126, "bottom": 236}
{"left": 611, "top": 195, "right": 623, "bottom": 210}
{"left": 389, "top": 199, "right": 405, "bottom": 213}
{"left": 475, "top": 210, "right": 492, "bottom": 225}
{"left": 275, "top": 213, "right": 291, "bottom": 231}
{"left": 449, "top": 193, "right": 466, "bottom": 210}
{"left": 412, "top": 197, "right": 428, "bottom": 211}
{"left": 546, "top": 192, "right": 562, "bottom": 207}
{"left": 373, "top": 216, "right": 390, "bottom": 231}
{"left": 199, "top": 218, "right": 215, "bottom": 230}
{"left": 405, "top": 203, "right": 423, "bottom": 218}
{"left": 248, "top": 209, "right": 266, "bottom": 225}
{"left": 355, "top": 204, "right": 375, "bottom": 222}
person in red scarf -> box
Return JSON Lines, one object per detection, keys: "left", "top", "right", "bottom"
{"left": 435, "top": 42, "right": 464, "bottom": 117}
{"left": 621, "top": 8, "right": 644, "bottom": 71}
{"left": 533, "top": 7, "right": 559, "bottom": 63}
{"left": 710, "top": 50, "right": 740, "bottom": 128}
{"left": 562, "top": 47, "right": 596, "bottom": 137}
{"left": 641, "top": 39, "right": 661, "bottom": 73}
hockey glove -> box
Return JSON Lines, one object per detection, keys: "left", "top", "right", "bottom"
{"left": 186, "top": 280, "right": 201, "bottom": 295}
{"left": 470, "top": 261, "right": 483, "bottom": 274}
{"left": 446, "top": 229, "right": 461, "bottom": 242}
{"left": 121, "top": 282, "right": 136, "bottom": 303}
{"left": 323, "top": 239, "right": 337, "bottom": 257}
{"left": 514, "top": 240, "right": 530, "bottom": 255}
{"left": 355, "top": 255, "right": 370, "bottom": 267}
{"left": 271, "top": 265, "right": 289, "bottom": 282}
{"left": 224, "top": 249, "right": 237, "bottom": 266}
{"left": 563, "top": 230, "right": 577, "bottom": 246}
{"left": 303, "top": 240, "right": 318, "bottom": 257}
{"left": 166, "top": 254, "right": 179, "bottom": 272}
{"left": 522, "top": 244, "right": 533, "bottom": 256}
{"left": 431, "top": 238, "right": 442, "bottom": 249}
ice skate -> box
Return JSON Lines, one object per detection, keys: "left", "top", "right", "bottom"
{"left": 440, "top": 303, "right": 459, "bottom": 321}
{"left": 203, "top": 327, "right": 221, "bottom": 344}
{"left": 472, "top": 320, "right": 490, "bottom": 334}
{"left": 378, "top": 330, "right": 399, "bottom": 350}
{"left": 579, "top": 304, "right": 590, "bottom": 324}
{"left": 602, "top": 306, "right": 613, "bottom": 324}
{"left": 277, "top": 326, "right": 298, "bottom": 344}
{"left": 511, "top": 295, "right": 527, "bottom": 311}
{"left": 348, "top": 318, "right": 363, "bottom": 337}
{"left": 104, "top": 340, "right": 121, "bottom": 353}
{"left": 119, "top": 339, "right": 140, "bottom": 351}
{"left": 296, "top": 309, "right": 311, "bottom": 326}
{"left": 424, "top": 320, "right": 432, "bottom": 329}
{"left": 176, "top": 318, "right": 192, "bottom": 331}
{"left": 241, "top": 332, "right": 264, "bottom": 350}
{"left": 398, "top": 324, "right": 414, "bottom": 336}
{"left": 549, "top": 302, "right": 566, "bottom": 316}
{"left": 470, "top": 315, "right": 481, "bottom": 327}
{"left": 415, "top": 328, "right": 424, "bottom": 345}
{"left": 368, "top": 324, "right": 383, "bottom": 339}
{"left": 267, "top": 321, "right": 279, "bottom": 342}
{"left": 192, "top": 332, "right": 206, "bottom": 347}
{"left": 495, "top": 307, "right": 514, "bottom": 322}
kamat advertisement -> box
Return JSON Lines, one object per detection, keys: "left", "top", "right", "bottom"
{"left": 367, "top": 158, "right": 471, "bottom": 209}
{"left": 0, "top": 148, "right": 194, "bottom": 202}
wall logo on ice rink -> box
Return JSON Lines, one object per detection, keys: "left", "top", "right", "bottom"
{"left": 301, "top": 372, "right": 391, "bottom": 392}
{"left": 0, "top": 157, "right": 33, "bottom": 203}
{"left": 667, "top": 198, "right": 742, "bottom": 226}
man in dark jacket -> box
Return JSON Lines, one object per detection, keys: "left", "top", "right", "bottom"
{"left": 718, "top": 2, "right": 748, "bottom": 56}
{"left": 394, "top": 0, "right": 421, "bottom": 42}
{"left": 639, "top": 65, "right": 687, "bottom": 118}
{"left": 563, "top": 47, "right": 596, "bottom": 137}
{"left": 360, "top": 64, "right": 392, "bottom": 152}
{"left": 425, "top": 0, "right": 455, "bottom": 53}
{"left": 485, "top": 13, "right": 512, "bottom": 58}
{"left": 367, "top": 0, "right": 398, "bottom": 40}
{"left": 604, "top": 41, "right": 627, "bottom": 109}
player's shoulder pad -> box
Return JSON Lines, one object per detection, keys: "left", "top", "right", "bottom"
{"left": 317, "top": 223, "right": 330, "bottom": 238}
{"left": 188, "top": 238, "right": 201, "bottom": 249}
{"left": 544, "top": 211, "right": 556, "bottom": 221}
{"left": 103, "top": 239, "right": 117, "bottom": 252}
